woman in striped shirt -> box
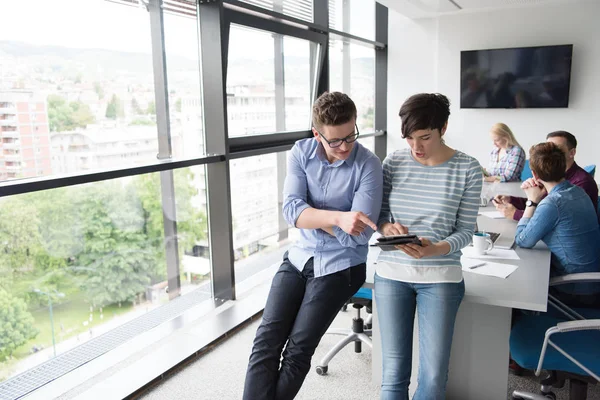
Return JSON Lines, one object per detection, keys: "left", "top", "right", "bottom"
{"left": 375, "top": 93, "right": 483, "bottom": 400}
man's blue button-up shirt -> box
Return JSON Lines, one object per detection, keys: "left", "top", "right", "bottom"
{"left": 283, "top": 138, "right": 383, "bottom": 277}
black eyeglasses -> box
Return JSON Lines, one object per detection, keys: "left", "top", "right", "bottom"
{"left": 315, "top": 125, "right": 360, "bottom": 148}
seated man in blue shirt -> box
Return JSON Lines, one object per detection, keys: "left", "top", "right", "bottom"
{"left": 515, "top": 142, "right": 600, "bottom": 308}
{"left": 243, "top": 92, "right": 383, "bottom": 400}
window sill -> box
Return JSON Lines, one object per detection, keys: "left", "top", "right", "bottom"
{"left": 22, "top": 266, "right": 276, "bottom": 400}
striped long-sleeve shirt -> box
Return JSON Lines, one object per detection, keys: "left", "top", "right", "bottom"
{"left": 376, "top": 149, "right": 483, "bottom": 283}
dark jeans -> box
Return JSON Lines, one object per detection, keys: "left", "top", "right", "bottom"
{"left": 242, "top": 254, "right": 366, "bottom": 400}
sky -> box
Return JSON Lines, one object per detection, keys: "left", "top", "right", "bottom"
{"left": 0, "top": 0, "right": 375, "bottom": 59}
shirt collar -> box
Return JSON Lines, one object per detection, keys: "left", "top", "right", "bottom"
{"left": 550, "top": 179, "right": 570, "bottom": 194}
{"left": 565, "top": 161, "right": 580, "bottom": 180}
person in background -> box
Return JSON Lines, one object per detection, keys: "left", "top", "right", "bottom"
{"left": 242, "top": 92, "right": 383, "bottom": 400}
{"left": 515, "top": 142, "right": 600, "bottom": 308}
{"left": 484, "top": 122, "right": 525, "bottom": 182}
{"left": 494, "top": 131, "right": 598, "bottom": 221}
{"left": 375, "top": 93, "right": 482, "bottom": 399}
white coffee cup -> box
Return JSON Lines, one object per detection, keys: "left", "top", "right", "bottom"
{"left": 473, "top": 232, "right": 494, "bottom": 255}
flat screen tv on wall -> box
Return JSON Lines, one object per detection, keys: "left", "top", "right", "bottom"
{"left": 460, "top": 44, "right": 573, "bottom": 109}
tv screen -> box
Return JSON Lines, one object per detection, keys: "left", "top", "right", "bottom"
{"left": 460, "top": 45, "right": 573, "bottom": 109}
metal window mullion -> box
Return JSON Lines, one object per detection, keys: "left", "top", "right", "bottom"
{"left": 223, "top": 0, "right": 324, "bottom": 32}
{"left": 374, "top": 2, "right": 388, "bottom": 161}
{"left": 150, "top": 0, "right": 173, "bottom": 159}
{"left": 313, "top": 0, "right": 329, "bottom": 96}
{"left": 149, "top": 0, "right": 181, "bottom": 299}
{"left": 226, "top": 8, "right": 324, "bottom": 44}
{"left": 329, "top": 29, "right": 384, "bottom": 49}
{"left": 273, "top": 0, "right": 288, "bottom": 242}
{"left": 341, "top": 0, "right": 351, "bottom": 94}
{"left": 198, "top": 0, "right": 236, "bottom": 301}
{"left": 0, "top": 155, "right": 225, "bottom": 198}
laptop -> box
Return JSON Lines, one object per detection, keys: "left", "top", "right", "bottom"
{"left": 474, "top": 222, "right": 515, "bottom": 250}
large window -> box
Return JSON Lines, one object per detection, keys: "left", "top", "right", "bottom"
{"left": 164, "top": 8, "right": 205, "bottom": 159}
{"left": 0, "top": 0, "right": 161, "bottom": 182}
{"left": 230, "top": 152, "right": 295, "bottom": 286}
{"left": 226, "top": 25, "right": 312, "bottom": 137}
{"left": 329, "top": 0, "right": 375, "bottom": 40}
{"left": 239, "top": 0, "right": 313, "bottom": 22}
{"left": 0, "top": 0, "right": 387, "bottom": 397}
{"left": 0, "top": 166, "right": 209, "bottom": 382}
{"left": 329, "top": 37, "right": 376, "bottom": 132}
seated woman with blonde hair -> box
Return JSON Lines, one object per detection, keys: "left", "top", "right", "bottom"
{"left": 484, "top": 122, "right": 525, "bottom": 182}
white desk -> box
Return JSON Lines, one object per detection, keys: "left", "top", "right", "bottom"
{"left": 368, "top": 204, "right": 551, "bottom": 399}
{"left": 483, "top": 181, "right": 525, "bottom": 199}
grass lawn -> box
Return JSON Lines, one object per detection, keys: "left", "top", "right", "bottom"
{"left": 12, "top": 295, "right": 133, "bottom": 360}
{"left": 1, "top": 294, "right": 134, "bottom": 382}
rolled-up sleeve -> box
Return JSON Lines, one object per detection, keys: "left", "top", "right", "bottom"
{"left": 282, "top": 145, "right": 311, "bottom": 227}
{"left": 377, "top": 156, "right": 393, "bottom": 229}
{"left": 515, "top": 202, "right": 558, "bottom": 248}
{"left": 444, "top": 159, "right": 483, "bottom": 253}
{"left": 332, "top": 157, "right": 383, "bottom": 248}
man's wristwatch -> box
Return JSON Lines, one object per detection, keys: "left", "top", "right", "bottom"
{"left": 526, "top": 200, "right": 538, "bottom": 208}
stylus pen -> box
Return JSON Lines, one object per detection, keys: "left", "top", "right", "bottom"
{"left": 469, "top": 262, "right": 487, "bottom": 270}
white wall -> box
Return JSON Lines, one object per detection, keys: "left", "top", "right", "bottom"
{"left": 387, "top": 1, "right": 600, "bottom": 169}
{"left": 386, "top": 12, "right": 438, "bottom": 151}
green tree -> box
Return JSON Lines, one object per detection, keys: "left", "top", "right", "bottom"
{"left": 362, "top": 106, "right": 374, "bottom": 130}
{"left": 0, "top": 288, "right": 38, "bottom": 360}
{"left": 69, "top": 101, "right": 95, "bottom": 129}
{"left": 131, "top": 97, "right": 143, "bottom": 115}
{"left": 146, "top": 101, "right": 156, "bottom": 115}
{"left": 129, "top": 118, "right": 155, "bottom": 126}
{"left": 133, "top": 169, "right": 208, "bottom": 281}
{"left": 77, "top": 182, "right": 156, "bottom": 306}
{"left": 0, "top": 168, "right": 207, "bottom": 310}
{"left": 0, "top": 192, "right": 78, "bottom": 306}
{"left": 105, "top": 94, "right": 124, "bottom": 120}
{"left": 0, "top": 198, "right": 43, "bottom": 291}
{"left": 94, "top": 82, "right": 105, "bottom": 100}
{"left": 47, "top": 95, "right": 95, "bottom": 132}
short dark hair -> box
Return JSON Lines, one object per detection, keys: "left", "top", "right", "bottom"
{"left": 398, "top": 93, "right": 451, "bottom": 138}
{"left": 312, "top": 91, "right": 357, "bottom": 129}
{"left": 546, "top": 130, "right": 577, "bottom": 150}
{"left": 529, "top": 142, "right": 566, "bottom": 182}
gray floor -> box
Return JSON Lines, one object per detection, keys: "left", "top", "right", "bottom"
{"left": 138, "top": 310, "right": 599, "bottom": 400}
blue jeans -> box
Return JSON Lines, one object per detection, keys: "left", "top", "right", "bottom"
{"left": 375, "top": 274, "right": 465, "bottom": 400}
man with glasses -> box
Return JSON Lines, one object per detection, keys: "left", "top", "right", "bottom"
{"left": 243, "top": 91, "right": 383, "bottom": 400}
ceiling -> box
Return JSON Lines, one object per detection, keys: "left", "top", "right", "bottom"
{"left": 378, "top": 0, "right": 591, "bottom": 19}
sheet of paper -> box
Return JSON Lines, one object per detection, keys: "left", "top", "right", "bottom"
{"left": 479, "top": 210, "right": 505, "bottom": 219}
{"left": 462, "top": 246, "right": 521, "bottom": 260}
{"left": 461, "top": 258, "right": 519, "bottom": 279}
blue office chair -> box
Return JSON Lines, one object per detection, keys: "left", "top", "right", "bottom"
{"left": 511, "top": 273, "right": 600, "bottom": 400}
{"left": 315, "top": 287, "right": 372, "bottom": 375}
{"left": 583, "top": 164, "right": 596, "bottom": 178}
{"left": 521, "top": 159, "right": 533, "bottom": 181}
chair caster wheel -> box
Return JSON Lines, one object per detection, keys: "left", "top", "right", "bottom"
{"left": 543, "top": 393, "right": 556, "bottom": 400}
{"left": 316, "top": 365, "right": 328, "bottom": 375}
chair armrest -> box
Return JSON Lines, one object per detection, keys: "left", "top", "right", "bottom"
{"left": 549, "top": 273, "right": 600, "bottom": 287}
{"left": 536, "top": 319, "right": 600, "bottom": 381}
{"left": 555, "top": 319, "right": 600, "bottom": 333}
